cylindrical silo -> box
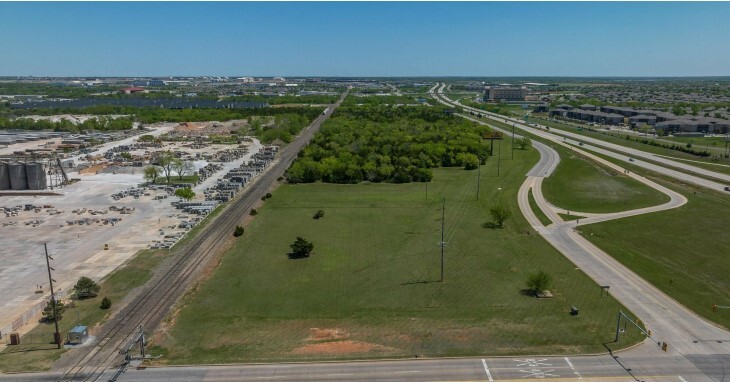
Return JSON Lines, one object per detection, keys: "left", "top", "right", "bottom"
{"left": 0, "top": 162, "right": 10, "bottom": 190}
{"left": 26, "top": 162, "right": 47, "bottom": 190}
{"left": 8, "top": 162, "right": 28, "bottom": 190}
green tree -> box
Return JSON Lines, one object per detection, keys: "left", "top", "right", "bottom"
{"left": 158, "top": 151, "right": 176, "bottom": 183}
{"left": 74, "top": 276, "right": 100, "bottom": 299}
{"left": 175, "top": 187, "right": 195, "bottom": 201}
{"left": 525, "top": 270, "right": 553, "bottom": 296}
{"left": 516, "top": 137, "right": 532, "bottom": 150}
{"left": 143, "top": 165, "right": 161, "bottom": 183}
{"left": 489, "top": 204, "right": 512, "bottom": 228}
{"left": 455, "top": 152, "right": 479, "bottom": 170}
{"left": 172, "top": 159, "right": 192, "bottom": 180}
{"left": 139, "top": 134, "right": 155, "bottom": 142}
{"left": 42, "top": 298, "right": 66, "bottom": 322}
{"left": 233, "top": 225, "right": 245, "bottom": 237}
{"left": 100, "top": 297, "right": 112, "bottom": 310}
{"left": 289, "top": 237, "right": 314, "bottom": 258}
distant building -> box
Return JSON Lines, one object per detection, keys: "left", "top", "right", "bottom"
{"left": 533, "top": 104, "right": 550, "bottom": 113}
{"left": 484, "top": 86, "right": 527, "bottom": 102}
{"left": 119, "top": 87, "right": 147, "bottom": 94}
{"left": 579, "top": 104, "right": 597, "bottom": 111}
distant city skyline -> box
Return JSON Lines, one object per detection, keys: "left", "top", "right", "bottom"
{"left": 2, "top": 2, "right": 729, "bottom": 77}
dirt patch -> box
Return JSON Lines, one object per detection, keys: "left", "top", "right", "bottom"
{"left": 292, "top": 340, "right": 392, "bottom": 355}
{"left": 306, "top": 328, "right": 347, "bottom": 341}
{"left": 78, "top": 164, "right": 107, "bottom": 174}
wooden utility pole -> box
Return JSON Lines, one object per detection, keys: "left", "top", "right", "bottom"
{"left": 439, "top": 198, "right": 445, "bottom": 282}
{"left": 44, "top": 243, "right": 61, "bottom": 349}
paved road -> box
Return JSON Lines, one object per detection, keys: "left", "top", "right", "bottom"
{"left": 447, "top": 97, "right": 730, "bottom": 192}
{"left": 3, "top": 349, "right": 721, "bottom": 381}
{"left": 435, "top": 84, "right": 730, "bottom": 375}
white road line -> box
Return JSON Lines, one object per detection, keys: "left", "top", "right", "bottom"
{"left": 564, "top": 357, "right": 583, "bottom": 380}
{"left": 678, "top": 376, "right": 688, "bottom": 382}
{"left": 481, "top": 359, "right": 494, "bottom": 382}
{"left": 327, "top": 374, "right": 353, "bottom": 377}
{"left": 256, "top": 377, "right": 284, "bottom": 380}
{"left": 394, "top": 370, "right": 421, "bottom": 373}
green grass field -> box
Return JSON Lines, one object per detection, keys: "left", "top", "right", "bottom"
{"left": 578, "top": 170, "right": 730, "bottom": 330}
{"left": 149, "top": 147, "right": 643, "bottom": 365}
{"left": 528, "top": 189, "right": 552, "bottom": 225}
{"left": 0, "top": 250, "right": 166, "bottom": 372}
{"left": 542, "top": 145, "right": 670, "bottom": 214}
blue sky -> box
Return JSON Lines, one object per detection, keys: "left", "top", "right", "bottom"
{"left": 1, "top": 2, "right": 729, "bottom": 77}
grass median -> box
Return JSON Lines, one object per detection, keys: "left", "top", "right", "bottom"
{"left": 148, "top": 147, "right": 643, "bottom": 365}
{"left": 577, "top": 168, "right": 730, "bottom": 330}
{"left": 542, "top": 145, "right": 670, "bottom": 214}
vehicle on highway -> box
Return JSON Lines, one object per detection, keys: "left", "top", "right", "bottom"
{"left": 629, "top": 158, "right": 635, "bottom": 162}
{"left": 724, "top": 186, "right": 730, "bottom": 192}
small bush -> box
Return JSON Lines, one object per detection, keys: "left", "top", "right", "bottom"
{"left": 525, "top": 270, "right": 552, "bottom": 296}
{"left": 265, "top": 192, "right": 272, "bottom": 199}
{"left": 250, "top": 209, "right": 258, "bottom": 216}
{"left": 233, "top": 225, "right": 244, "bottom": 237}
{"left": 100, "top": 297, "right": 112, "bottom": 310}
{"left": 261, "top": 196, "right": 266, "bottom": 201}
{"left": 313, "top": 210, "right": 325, "bottom": 219}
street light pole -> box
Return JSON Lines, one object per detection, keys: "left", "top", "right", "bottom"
{"left": 497, "top": 139, "right": 502, "bottom": 177}
{"left": 511, "top": 124, "right": 515, "bottom": 160}
{"left": 476, "top": 157, "right": 481, "bottom": 201}
{"left": 44, "top": 243, "right": 61, "bottom": 349}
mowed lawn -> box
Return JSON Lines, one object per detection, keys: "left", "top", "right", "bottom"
{"left": 580, "top": 179, "right": 730, "bottom": 330}
{"left": 542, "top": 146, "right": 669, "bottom": 214}
{"left": 151, "top": 148, "right": 643, "bottom": 364}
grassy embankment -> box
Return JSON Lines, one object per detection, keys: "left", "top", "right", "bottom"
{"left": 0, "top": 250, "right": 166, "bottom": 372}
{"left": 149, "top": 146, "right": 643, "bottom": 365}
{"left": 488, "top": 112, "right": 730, "bottom": 330}
{"left": 576, "top": 153, "right": 730, "bottom": 330}
{"left": 542, "top": 145, "right": 670, "bottom": 214}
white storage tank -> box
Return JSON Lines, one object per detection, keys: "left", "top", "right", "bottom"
{"left": 8, "top": 162, "right": 28, "bottom": 190}
{"left": 26, "top": 162, "right": 47, "bottom": 190}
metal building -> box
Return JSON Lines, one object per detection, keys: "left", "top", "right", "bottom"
{"left": 8, "top": 162, "right": 28, "bottom": 190}
{"left": 26, "top": 162, "right": 47, "bottom": 190}
{"left": 0, "top": 162, "right": 10, "bottom": 190}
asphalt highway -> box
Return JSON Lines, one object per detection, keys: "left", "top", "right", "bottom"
{"left": 446, "top": 95, "right": 730, "bottom": 192}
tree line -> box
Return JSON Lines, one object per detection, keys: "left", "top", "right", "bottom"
{"left": 286, "top": 106, "right": 493, "bottom": 184}
{"left": 0, "top": 115, "right": 134, "bottom": 132}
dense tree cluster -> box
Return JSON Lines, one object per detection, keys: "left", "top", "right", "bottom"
{"left": 0, "top": 115, "right": 134, "bottom": 132}
{"left": 286, "top": 106, "right": 492, "bottom": 184}
{"left": 251, "top": 113, "right": 313, "bottom": 144}
{"left": 5, "top": 105, "right": 322, "bottom": 125}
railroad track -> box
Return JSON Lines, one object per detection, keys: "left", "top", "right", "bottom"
{"left": 58, "top": 90, "right": 349, "bottom": 382}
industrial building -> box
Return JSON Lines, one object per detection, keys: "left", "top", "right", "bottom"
{"left": 484, "top": 86, "right": 528, "bottom": 102}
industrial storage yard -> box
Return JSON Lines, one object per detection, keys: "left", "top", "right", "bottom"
{"left": 0, "top": 120, "right": 278, "bottom": 343}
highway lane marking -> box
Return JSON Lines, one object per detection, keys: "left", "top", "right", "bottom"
{"left": 563, "top": 357, "right": 582, "bottom": 380}
{"left": 394, "top": 370, "right": 421, "bottom": 373}
{"left": 256, "top": 377, "right": 284, "bottom": 379}
{"left": 678, "top": 376, "right": 687, "bottom": 382}
{"left": 327, "top": 374, "right": 353, "bottom": 377}
{"left": 481, "top": 359, "right": 494, "bottom": 381}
